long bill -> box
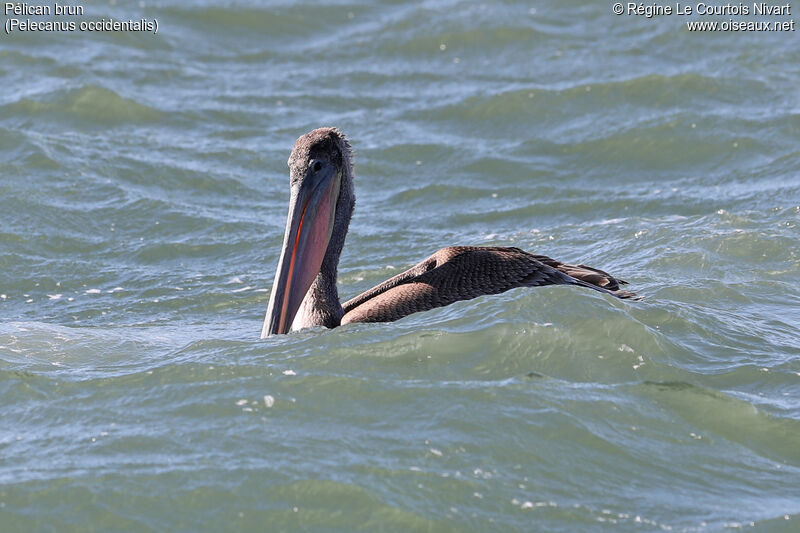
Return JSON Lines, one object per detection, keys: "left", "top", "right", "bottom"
{"left": 261, "top": 166, "right": 340, "bottom": 337}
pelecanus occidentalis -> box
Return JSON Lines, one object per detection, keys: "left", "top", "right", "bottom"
{"left": 262, "top": 127, "right": 637, "bottom": 337}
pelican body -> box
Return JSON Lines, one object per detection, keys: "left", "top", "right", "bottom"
{"left": 262, "top": 128, "right": 636, "bottom": 337}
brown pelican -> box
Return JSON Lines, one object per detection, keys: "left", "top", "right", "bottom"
{"left": 262, "top": 127, "right": 637, "bottom": 337}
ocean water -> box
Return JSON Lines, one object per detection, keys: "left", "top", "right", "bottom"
{"left": 1, "top": 0, "right": 799, "bottom": 531}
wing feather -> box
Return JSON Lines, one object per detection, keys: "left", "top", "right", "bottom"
{"left": 341, "top": 246, "right": 637, "bottom": 325}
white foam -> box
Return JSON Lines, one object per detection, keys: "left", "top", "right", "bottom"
{"left": 231, "top": 286, "right": 252, "bottom": 293}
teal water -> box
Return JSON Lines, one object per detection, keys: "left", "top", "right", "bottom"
{"left": 2, "top": 1, "right": 800, "bottom": 531}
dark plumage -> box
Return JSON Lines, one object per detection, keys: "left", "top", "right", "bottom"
{"left": 341, "top": 246, "right": 636, "bottom": 324}
{"left": 262, "top": 128, "right": 637, "bottom": 337}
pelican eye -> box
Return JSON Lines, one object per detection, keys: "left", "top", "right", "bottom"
{"left": 312, "top": 161, "right": 322, "bottom": 172}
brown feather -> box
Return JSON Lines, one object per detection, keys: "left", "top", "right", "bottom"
{"left": 263, "top": 127, "right": 640, "bottom": 336}
{"left": 341, "top": 246, "right": 637, "bottom": 325}
{"left": 528, "top": 255, "right": 628, "bottom": 290}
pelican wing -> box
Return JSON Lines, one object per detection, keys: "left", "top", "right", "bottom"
{"left": 527, "top": 254, "right": 630, "bottom": 291}
{"left": 341, "top": 246, "right": 636, "bottom": 325}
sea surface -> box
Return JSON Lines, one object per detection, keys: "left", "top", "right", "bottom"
{"left": 2, "top": 1, "right": 799, "bottom": 531}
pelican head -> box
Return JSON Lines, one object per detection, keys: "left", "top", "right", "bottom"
{"left": 262, "top": 128, "right": 354, "bottom": 337}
